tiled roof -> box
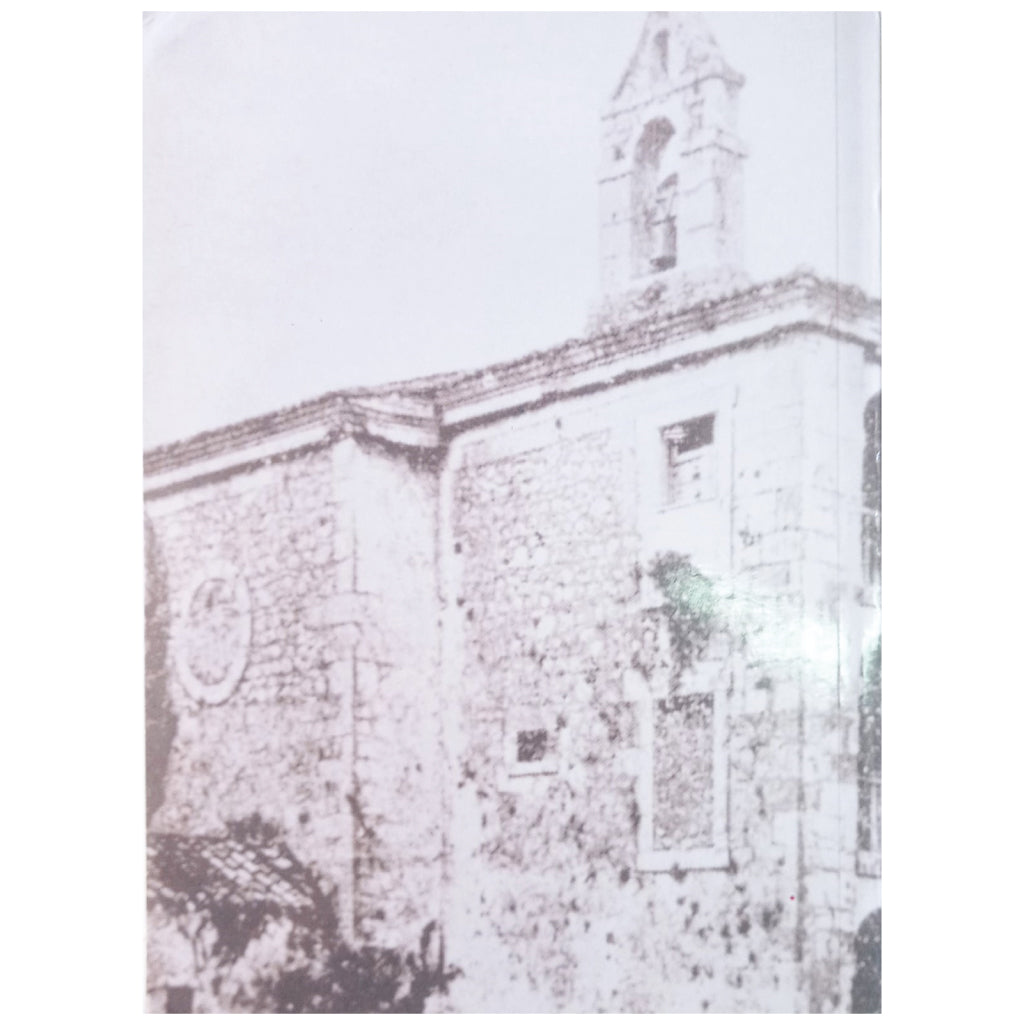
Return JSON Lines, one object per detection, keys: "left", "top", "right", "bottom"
{"left": 147, "top": 831, "right": 325, "bottom": 922}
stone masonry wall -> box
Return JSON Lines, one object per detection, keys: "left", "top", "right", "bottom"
{"left": 340, "top": 438, "right": 447, "bottom": 953}
{"left": 446, "top": 425, "right": 656, "bottom": 1011}
{"left": 145, "top": 448, "right": 356, "bottom": 950}
{"left": 146, "top": 433, "right": 449, "bottom": 1005}
{"left": 144, "top": 325, "right": 877, "bottom": 1011}
{"left": 441, "top": 333, "right": 875, "bottom": 1012}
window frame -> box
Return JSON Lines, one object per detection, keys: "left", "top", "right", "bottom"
{"left": 625, "top": 639, "right": 731, "bottom": 873}
{"left": 630, "top": 389, "right": 734, "bottom": 871}
{"left": 502, "top": 705, "right": 561, "bottom": 781}
{"left": 661, "top": 411, "right": 718, "bottom": 508}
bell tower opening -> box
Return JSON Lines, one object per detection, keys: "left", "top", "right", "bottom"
{"left": 633, "top": 118, "right": 678, "bottom": 276}
{"left": 591, "top": 13, "right": 748, "bottom": 330}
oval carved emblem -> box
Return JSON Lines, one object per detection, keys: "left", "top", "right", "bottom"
{"left": 174, "top": 565, "right": 252, "bottom": 704}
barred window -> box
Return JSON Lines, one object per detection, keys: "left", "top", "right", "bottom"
{"left": 662, "top": 414, "right": 716, "bottom": 505}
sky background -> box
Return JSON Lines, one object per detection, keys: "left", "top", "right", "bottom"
{"left": 144, "top": 12, "right": 879, "bottom": 447}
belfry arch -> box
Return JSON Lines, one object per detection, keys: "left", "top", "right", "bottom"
{"left": 632, "top": 118, "right": 678, "bottom": 276}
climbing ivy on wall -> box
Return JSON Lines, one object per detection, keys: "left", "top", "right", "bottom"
{"left": 648, "top": 551, "right": 720, "bottom": 674}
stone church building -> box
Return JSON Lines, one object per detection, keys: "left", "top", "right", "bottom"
{"left": 144, "top": 13, "right": 881, "bottom": 1013}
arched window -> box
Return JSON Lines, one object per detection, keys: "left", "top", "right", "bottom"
{"left": 632, "top": 118, "right": 677, "bottom": 276}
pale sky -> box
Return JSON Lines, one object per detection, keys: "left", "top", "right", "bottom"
{"left": 143, "top": 12, "right": 879, "bottom": 448}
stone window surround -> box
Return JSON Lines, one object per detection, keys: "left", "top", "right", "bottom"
{"left": 634, "top": 383, "right": 733, "bottom": 541}
{"left": 630, "top": 385, "right": 733, "bottom": 870}
{"left": 661, "top": 410, "right": 717, "bottom": 507}
{"left": 625, "top": 655, "right": 730, "bottom": 872}
{"left": 501, "top": 704, "right": 562, "bottom": 782}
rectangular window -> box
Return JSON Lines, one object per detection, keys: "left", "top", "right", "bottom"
{"left": 517, "top": 728, "right": 548, "bottom": 764}
{"left": 652, "top": 693, "right": 715, "bottom": 851}
{"left": 662, "top": 414, "right": 716, "bottom": 505}
{"left": 503, "top": 709, "right": 560, "bottom": 780}
{"left": 628, "top": 655, "right": 729, "bottom": 873}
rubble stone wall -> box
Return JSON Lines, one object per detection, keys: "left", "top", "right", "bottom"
{"left": 441, "top": 332, "right": 876, "bottom": 1012}
{"left": 145, "top": 449, "right": 357, "bottom": 943}
{"left": 143, "top": 327, "right": 878, "bottom": 1012}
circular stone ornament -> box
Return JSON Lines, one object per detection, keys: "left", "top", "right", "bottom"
{"left": 173, "top": 562, "right": 252, "bottom": 705}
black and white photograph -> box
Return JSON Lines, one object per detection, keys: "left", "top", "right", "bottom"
{"left": 143, "top": 11, "right": 881, "bottom": 1013}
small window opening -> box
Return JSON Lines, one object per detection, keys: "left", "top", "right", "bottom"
{"left": 517, "top": 729, "right": 548, "bottom": 763}
{"left": 662, "top": 414, "right": 716, "bottom": 505}
{"left": 665, "top": 413, "right": 714, "bottom": 454}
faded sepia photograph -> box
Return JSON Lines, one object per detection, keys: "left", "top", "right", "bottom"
{"left": 144, "top": 12, "right": 880, "bottom": 1013}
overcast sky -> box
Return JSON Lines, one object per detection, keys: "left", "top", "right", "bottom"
{"left": 143, "top": 12, "right": 879, "bottom": 448}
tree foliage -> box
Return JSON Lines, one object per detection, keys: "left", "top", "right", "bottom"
{"left": 150, "top": 813, "right": 459, "bottom": 1012}
{"left": 145, "top": 517, "right": 177, "bottom": 825}
{"left": 264, "top": 919, "right": 458, "bottom": 1013}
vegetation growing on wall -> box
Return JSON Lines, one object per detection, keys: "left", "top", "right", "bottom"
{"left": 648, "top": 551, "right": 720, "bottom": 673}
{"left": 265, "top": 918, "right": 457, "bottom": 1013}
{"left": 149, "top": 814, "right": 459, "bottom": 1012}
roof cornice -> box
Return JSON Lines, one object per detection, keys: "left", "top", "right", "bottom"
{"left": 144, "top": 273, "right": 879, "bottom": 490}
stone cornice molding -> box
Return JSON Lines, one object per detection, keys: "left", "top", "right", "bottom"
{"left": 144, "top": 273, "right": 880, "bottom": 491}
